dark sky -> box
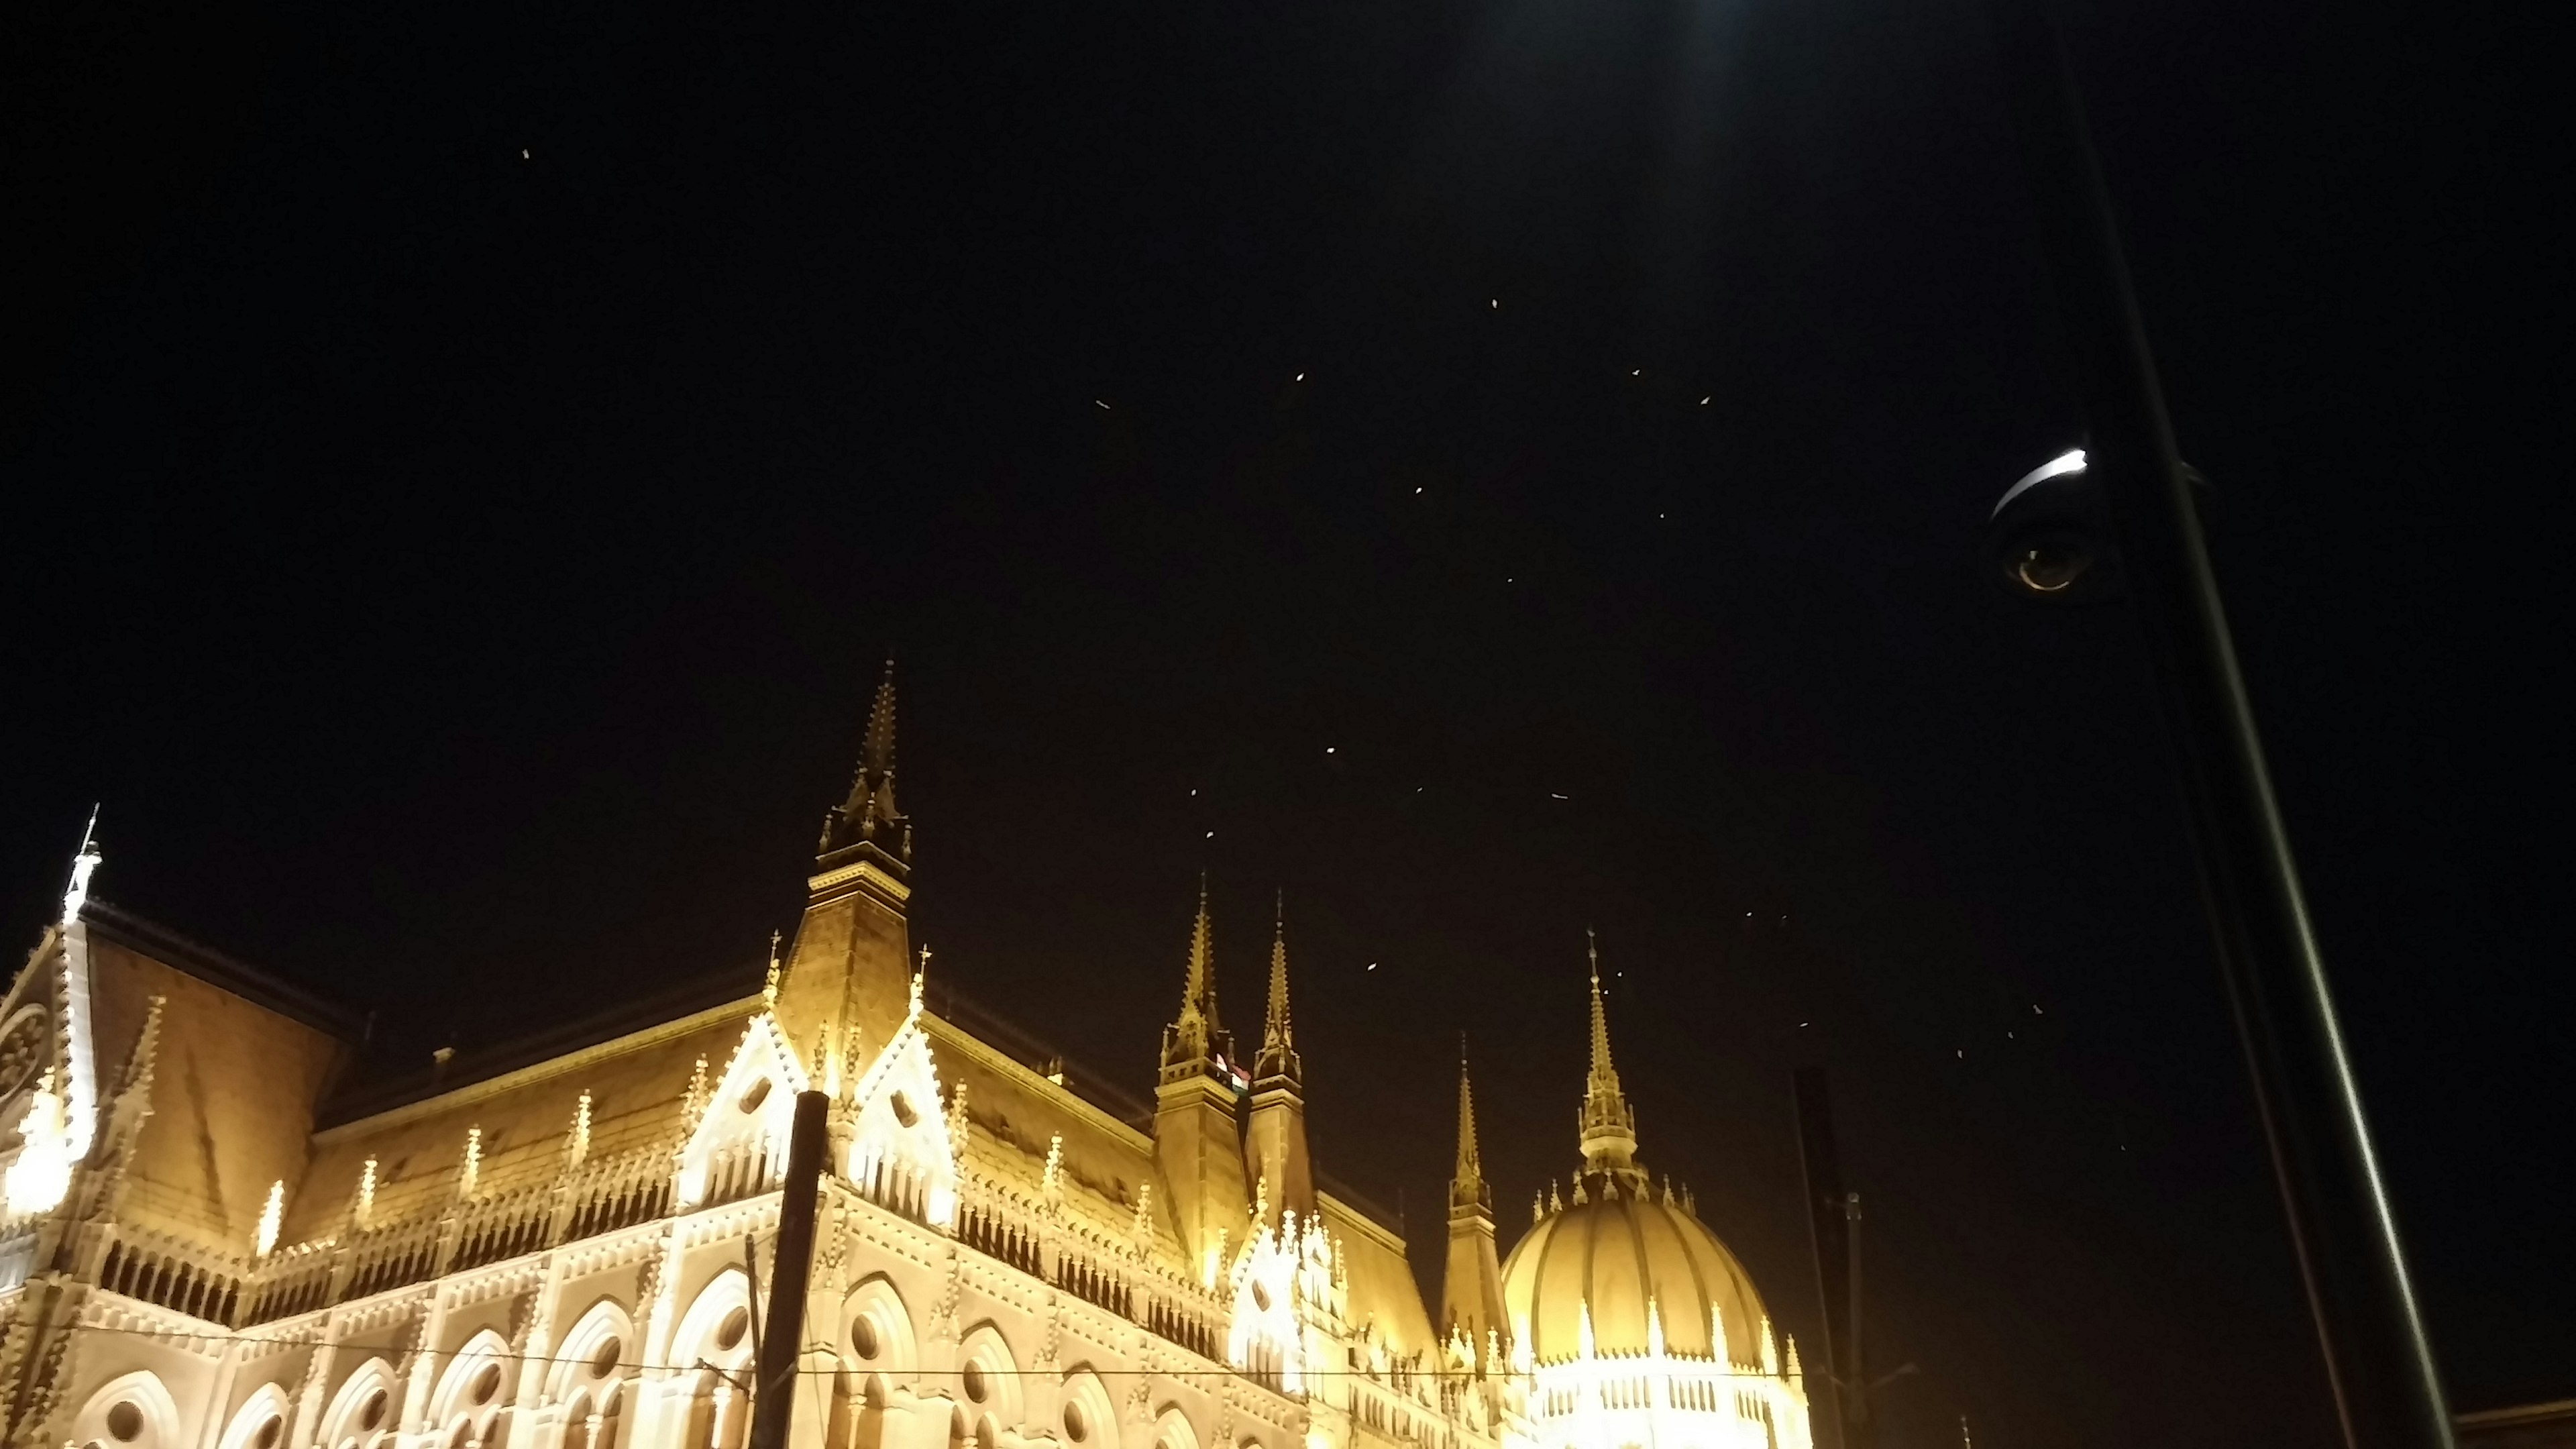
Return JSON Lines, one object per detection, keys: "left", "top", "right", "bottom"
{"left": 3, "top": 0, "right": 2565, "bottom": 1444}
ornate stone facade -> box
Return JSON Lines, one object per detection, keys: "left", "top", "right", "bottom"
{"left": 0, "top": 676, "right": 1809, "bottom": 1449}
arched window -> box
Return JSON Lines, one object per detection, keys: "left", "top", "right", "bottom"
{"left": 852, "top": 1377, "right": 890, "bottom": 1449}
{"left": 824, "top": 1371, "right": 853, "bottom": 1449}
{"left": 430, "top": 1334, "right": 515, "bottom": 1449}
{"left": 594, "top": 1383, "right": 624, "bottom": 1449}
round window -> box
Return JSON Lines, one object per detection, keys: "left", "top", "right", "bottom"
{"left": 106, "top": 1402, "right": 146, "bottom": 1443}
{"left": 889, "top": 1092, "right": 918, "bottom": 1128}
{"left": 256, "top": 1418, "right": 283, "bottom": 1449}
{"left": 470, "top": 1364, "right": 502, "bottom": 1406}
{"left": 1063, "top": 1403, "right": 1087, "bottom": 1444}
{"left": 716, "top": 1307, "right": 751, "bottom": 1352}
{"left": 961, "top": 1362, "right": 987, "bottom": 1403}
{"left": 1250, "top": 1280, "right": 1271, "bottom": 1311}
{"left": 360, "top": 1391, "right": 388, "bottom": 1432}
{"left": 739, "top": 1079, "right": 772, "bottom": 1114}
{"left": 590, "top": 1337, "right": 623, "bottom": 1379}
{"left": 851, "top": 1316, "right": 880, "bottom": 1360}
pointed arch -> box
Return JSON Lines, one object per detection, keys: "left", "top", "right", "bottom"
{"left": 672, "top": 1269, "right": 756, "bottom": 1372}
{"left": 841, "top": 1275, "right": 916, "bottom": 1385}
{"left": 1056, "top": 1368, "right": 1118, "bottom": 1449}
{"left": 72, "top": 1371, "right": 180, "bottom": 1449}
{"left": 321, "top": 1359, "right": 399, "bottom": 1449}
{"left": 672, "top": 1271, "right": 756, "bottom": 1449}
{"left": 1150, "top": 1407, "right": 1198, "bottom": 1449}
{"left": 218, "top": 1382, "right": 294, "bottom": 1449}
{"left": 430, "top": 1330, "right": 516, "bottom": 1449}
{"left": 954, "top": 1323, "right": 1022, "bottom": 1429}
{"left": 547, "top": 1297, "right": 639, "bottom": 1404}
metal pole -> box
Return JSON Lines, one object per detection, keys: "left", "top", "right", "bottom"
{"left": 1977, "top": 3, "right": 2455, "bottom": 1445}
{"left": 749, "top": 1091, "right": 833, "bottom": 1449}
{"left": 1843, "top": 1193, "right": 1868, "bottom": 1448}
{"left": 1792, "top": 1069, "right": 1868, "bottom": 1449}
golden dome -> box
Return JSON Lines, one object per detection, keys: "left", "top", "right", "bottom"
{"left": 1498, "top": 936, "right": 1776, "bottom": 1366}
{"left": 1499, "top": 1181, "right": 1772, "bottom": 1364}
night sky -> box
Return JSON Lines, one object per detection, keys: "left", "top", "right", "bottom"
{"left": 3, "top": 0, "right": 2564, "bottom": 1444}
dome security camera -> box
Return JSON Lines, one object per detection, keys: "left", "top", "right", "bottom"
{"left": 1987, "top": 449, "right": 2118, "bottom": 604}
{"left": 1986, "top": 448, "right": 2212, "bottom": 604}
{"left": 1986, "top": 449, "right": 2212, "bottom": 604}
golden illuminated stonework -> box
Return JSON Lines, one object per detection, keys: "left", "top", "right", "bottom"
{"left": 0, "top": 674, "right": 1805, "bottom": 1449}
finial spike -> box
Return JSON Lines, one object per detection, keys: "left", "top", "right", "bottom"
{"left": 60, "top": 806, "right": 104, "bottom": 929}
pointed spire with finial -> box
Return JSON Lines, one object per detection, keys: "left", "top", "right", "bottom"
{"left": 1578, "top": 929, "right": 1640, "bottom": 1174}
{"left": 1160, "top": 877, "right": 1232, "bottom": 1080}
{"left": 1254, "top": 892, "right": 1299, "bottom": 1087}
{"left": 1449, "top": 1038, "right": 1489, "bottom": 1214}
{"left": 818, "top": 660, "right": 911, "bottom": 869}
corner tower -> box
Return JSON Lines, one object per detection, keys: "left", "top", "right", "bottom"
{"left": 775, "top": 661, "right": 915, "bottom": 1088}
{"left": 1152, "top": 881, "right": 1251, "bottom": 1275}
{"left": 1242, "top": 897, "right": 1313, "bottom": 1226}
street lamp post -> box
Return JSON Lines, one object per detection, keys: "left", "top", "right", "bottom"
{"left": 1978, "top": 3, "right": 2457, "bottom": 1446}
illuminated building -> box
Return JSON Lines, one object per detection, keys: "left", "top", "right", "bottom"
{"left": 0, "top": 673, "right": 1811, "bottom": 1449}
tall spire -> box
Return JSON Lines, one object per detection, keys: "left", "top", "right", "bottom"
{"left": 1160, "top": 878, "right": 1232, "bottom": 1081}
{"left": 1442, "top": 1037, "right": 1505, "bottom": 1358}
{"left": 1254, "top": 892, "right": 1299, "bottom": 1087}
{"left": 1450, "top": 1041, "right": 1488, "bottom": 1209}
{"left": 818, "top": 660, "right": 910, "bottom": 871}
{"left": 1577, "top": 929, "right": 1640, "bottom": 1174}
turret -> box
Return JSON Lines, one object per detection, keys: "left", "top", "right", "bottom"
{"left": 775, "top": 662, "right": 915, "bottom": 1091}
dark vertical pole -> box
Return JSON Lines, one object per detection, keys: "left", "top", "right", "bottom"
{"left": 1978, "top": 3, "right": 2455, "bottom": 1446}
{"left": 1793, "top": 1069, "right": 1868, "bottom": 1449}
{"left": 1843, "top": 1193, "right": 1868, "bottom": 1446}
{"left": 750, "top": 1091, "right": 832, "bottom": 1449}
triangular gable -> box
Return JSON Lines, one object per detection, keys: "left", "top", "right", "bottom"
{"left": 843, "top": 989, "right": 957, "bottom": 1228}
{"left": 676, "top": 1011, "right": 809, "bottom": 1209}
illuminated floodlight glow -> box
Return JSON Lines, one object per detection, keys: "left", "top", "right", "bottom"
{"left": 5, "top": 1071, "right": 74, "bottom": 1216}
{"left": 1989, "top": 448, "right": 2087, "bottom": 519}
{"left": 256, "top": 1180, "right": 284, "bottom": 1255}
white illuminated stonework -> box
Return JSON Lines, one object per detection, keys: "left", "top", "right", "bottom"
{"left": 0, "top": 676, "right": 1807, "bottom": 1449}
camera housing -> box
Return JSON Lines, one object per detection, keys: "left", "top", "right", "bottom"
{"left": 1988, "top": 449, "right": 2118, "bottom": 604}
{"left": 1986, "top": 449, "right": 2214, "bottom": 604}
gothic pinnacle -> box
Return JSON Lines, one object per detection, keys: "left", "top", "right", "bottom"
{"left": 1450, "top": 1039, "right": 1491, "bottom": 1217}
{"left": 1454, "top": 1040, "right": 1482, "bottom": 1180}
{"left": 1161, "top": 878, "right": 1229, "bottom": 1077}
{"left": 1255, "top": 892, "right": 1299, "bottom": 1086}
{"left": 823, "top": 658, "right": 910, "bottom": 865}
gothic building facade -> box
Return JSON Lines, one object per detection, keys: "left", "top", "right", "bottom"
{"left": 0, "top": 677, "right": 1813, "bottom": 1449}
